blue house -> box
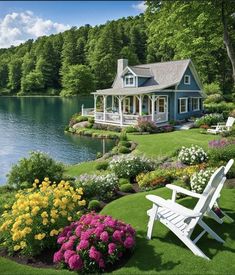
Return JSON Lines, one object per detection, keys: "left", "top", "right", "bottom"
{"left": 83, "top": 59, "right": 204, "bottom": 126}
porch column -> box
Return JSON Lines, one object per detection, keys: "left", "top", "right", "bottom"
{"left": 151, "top": 95, "right": 155, "bottom": 122}
{"left": 139, "top": 95, "right": 143, "bottom": 116}
{"left": 111, "top": 96, "right": 114, "bottom": 111}
{"left": 118, "top": 96, "right": 123, "bottom": 126}
{"left": 103, "top": 95, "right": 107, "bottom": 122}
{"left": 81, "top": 104, "right": 84, "bottom": 116}
{"left": 133, "top": 96, "right": 136, "bottom": 114}
{"left": 94, "top": 95, "right": 97, "bottom": 120}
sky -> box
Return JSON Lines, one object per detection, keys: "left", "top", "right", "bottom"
{"left": 0, "top": 1, "right": 147, "bottom": 48}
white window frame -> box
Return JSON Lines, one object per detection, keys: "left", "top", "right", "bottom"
{"left": 179, "top": 97, "right": 188, "bottom": 114}
{"left": 192, "top": 97, "right": 200, "bottom": 111}
{"left": 124, "top": 75, "right": 135, "bottom": 87}
{"left": 184, "top": 75, "right": 191, "bottom": 85}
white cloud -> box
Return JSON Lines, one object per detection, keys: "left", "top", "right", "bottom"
{"left": 0, "top": 11, "right": 70, "bottom": 48}
{"left": 132, "top": 1, "right": 147, "bottom": 13}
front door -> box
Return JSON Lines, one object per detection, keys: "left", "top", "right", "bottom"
{"left": 155, "top": 96, "right": 168, "bottom": 123}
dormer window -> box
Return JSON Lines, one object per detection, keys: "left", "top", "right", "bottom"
{"left": 184, "top": 75, "right": 191, "bottom": 85}
{"left": 124, "top": 75, "right": 135, "bottom": 87}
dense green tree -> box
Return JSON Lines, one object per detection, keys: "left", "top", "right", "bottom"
{"left": 20, "top": 71, "right": 44, "bottom": 94}
{"left": 120, "top": 46, "right": 139, "bottom": 65}
{"left": 0, "top": 61, "right": 8, "bottom": 89}
{"left": 61, "top": 64, "right": 95, "bottom": 96}
{"left": 8, "top": 58, "right": 22, "bottom": 92}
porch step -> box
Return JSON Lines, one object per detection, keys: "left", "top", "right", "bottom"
{"left": 174, "top": 122, "right": 194, "bottom": 130}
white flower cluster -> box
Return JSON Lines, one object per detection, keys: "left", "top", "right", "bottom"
{"left": 190, "top": 168, "right": 215, "bottom": 193}
{"left": 109, "top": 155, "right": 155, "bottom": 179}
{"left": 178, "top": 145, "right": 208, "bottom": 165}
{"left": 76, "top": 173, "right": 119, "bottom": 201}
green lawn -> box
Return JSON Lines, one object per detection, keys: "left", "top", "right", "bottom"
{"left": 1, "top": 187, "right": 234, "bottom": 274}
{"left": 64, "top": 160, "right": 98, "bottom": 178}
{"left": 129, "top": 128, "right": 218, "bottom": 157}
{"left": 101, "top": 187, "right": 235, "bottom": 274}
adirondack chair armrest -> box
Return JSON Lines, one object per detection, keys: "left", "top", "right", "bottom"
{"left": 146, "top": 194, "right": 201, "bottom": 218}
{"left": 166, "top": 184, "right": 202, "bottom": 199}
{"left": 210, "top": 125, "right": 218, "bottom": 128}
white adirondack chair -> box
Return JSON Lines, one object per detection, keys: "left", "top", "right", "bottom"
{"left": 166, "top": 159, "right": 234, "bottom": 224}
{"left": 207, "top": 116, "right": 235, "bottom": 134}
{"left": 146, "top": 166, "right": 226, "bottom": 260}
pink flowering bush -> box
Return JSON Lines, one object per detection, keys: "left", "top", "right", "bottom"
{"left": 53, "top": 212, "right": 136, "bottom": 273}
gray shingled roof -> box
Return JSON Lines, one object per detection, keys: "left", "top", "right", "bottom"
{"left": 111, "top": 59, "right": 191, "bottom": 89}
{"left": 128, "top": 66, "right": 152, "bottom": 77}
{"left": 93, "top": 83, "right": 177, "bottom": 96}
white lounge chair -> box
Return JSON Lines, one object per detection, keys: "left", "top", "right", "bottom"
{"left": 207, "top": 116, "right": 235, "bottom": 134}
{"left": 166, "top": 159, "right": 234, "bottom": 224}
{"left": 146, "top": 167, "right": 226, "bottom": 260}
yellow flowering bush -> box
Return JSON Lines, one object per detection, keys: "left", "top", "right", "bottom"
{"left": 0, "top": 178, "right": 86, "bottom": 256}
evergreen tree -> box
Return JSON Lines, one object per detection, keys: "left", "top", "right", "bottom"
{"left": 8, "top": 58, "right": 22, "bottom": 92}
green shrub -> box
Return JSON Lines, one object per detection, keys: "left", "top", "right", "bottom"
{"left": 125, "top": 126, "right": 138, "bottom": 133}
{"left": 88, "top": 117, "right": 94, "bottom": 124}
{"left": 204, "top": 94, "right": 223, "bottom": 104}
{"left": 119, "top": 178, "right": 130, "bottom": 186}
{"left": 208, "top": 143, "right": 235, "bottom": 164}
{"left": 118, "top": 141, "right": 131, "bottom": 148}
{"left": 120, "top": 130, "right": 128, "bottom": 141}
{"left": 204, "top": 82, "right": 222, "bottom": 95}
{"left": 204, "top": 102, "right": 235, "bottom": 118}
{"left": 118, "top": 146, "right": 131, "bottom": 154}
{"left": 194, "top": 113, "right": 224, "bottom": 127}
{"left": 95, "top": 161, "right": 109, "bottom": 171}
{"left": 137, "top": 118, "right": 158, "bottom": 133}
{"left": 7, "top": 151, "right": 64, "bottom": 189}
{"left": 88, "top": 200, "right": 102, "bottom": 211}
{"left": 69, "top": 114, "right": 89, "bottom": 126}
{"left": 119, "top": 183, "right": 134, "bottom": 193}
{"left": 85, "top": 122, "right": 93, "bottom": 129}
{"left": 96, "top": 152, "right": 102, "bottom": 159}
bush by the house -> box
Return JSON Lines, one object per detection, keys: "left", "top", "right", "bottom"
{"left": 204, "top": 102, "right": 235, "bottom": 118}
{"left": 178, "top": 145, "right": 208, "bottom": 165}
{"left": 88, "top": 200, "right": 102, "bottom": 211}
{"left": 76, "top": 173, "right": 118, "bottom": 202}
{"left": 109, "top": 155, "right": 155, "bottom": 180}
{"left": 137, "top": 118, "right": 158, "bottom": 133}
{"left": 125, "top": 126, "right": 138, "bottom": 133}
{"left": 0, "top": 179, "right": 86, "bottom": 256}
{"left": 208, "top": 139, "right": 235, "bottom": 164}
{"left": 7, "top": 151, "right": 64, "bottom": 189}
{"left": 194, "top": 113, "right": 224, "bottom": 127}
{"left": 190, "top": 168, "right": 215, "bottom": 193}
{"left": 119, "top": 183, "right": 135, "bottom": 193}
{"left": 53, "top": 213, "right": 136, "bottom": 273}
{"left": 95, "top": 161, "right": 109, "bottom": 171}
{"left": 136, "top": 169, "right": 174, "bottom": 190}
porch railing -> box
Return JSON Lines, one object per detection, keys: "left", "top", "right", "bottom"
{"left": 81, "top": 106, "right": 94, "bottom": 117}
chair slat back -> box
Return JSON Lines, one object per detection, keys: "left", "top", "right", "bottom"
{"left": 226, "top": 117, "right": 235, "bottom": 128}
{"left": 194, "top": 167, "right": 225, "bottom": 215}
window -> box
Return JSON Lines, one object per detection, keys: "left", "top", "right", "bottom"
{"left": 124, "top": 75, "right": 135, "bottom": 87}
{"left": 184, "top": 75, "right": 191, "bottom": 85}
{"left": 158, "top": 98, "right": 165, "bottom": 113}
{"left": 179, "top": 98, "right": 188, "bottom": 113}
{"left": 192, "top": 97, "right": 200, "bottom": 111}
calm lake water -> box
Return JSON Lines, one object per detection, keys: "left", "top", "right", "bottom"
{"left": 0, "top": 96, "right": 115, "bottom": 185}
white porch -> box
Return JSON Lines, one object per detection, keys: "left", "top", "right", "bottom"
{"left": 82, "top": 94, "right": 168, "bottom": 126}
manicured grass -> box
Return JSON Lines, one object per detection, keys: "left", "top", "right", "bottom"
{"left": 64, "top": 160, "right": 98, "bottom": 178}
{"left": 101, "top": 187, "right": 235, "bottom": 274}
{"left": 129, "top": 129, "right": 219, "bottom": 157}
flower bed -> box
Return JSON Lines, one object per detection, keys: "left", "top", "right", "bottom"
{"left": 53, "top": 212, "right": 136, "bottom": 273}
{"left": 190, "top": 168, "right": 215, "bottom": 193}
{"left": 0, "top": 178, "right": 86, "bottom": 256}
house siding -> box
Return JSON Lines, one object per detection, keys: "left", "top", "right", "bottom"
{"left": 175, "top": 91, "right": 202, "bottom": 120}
{"left": 177, "top": 67, "right": 200, "bottom": 90}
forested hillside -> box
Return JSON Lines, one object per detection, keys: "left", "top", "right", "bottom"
{"left": 0, "top": 0, "right": 234, "bottom": 99}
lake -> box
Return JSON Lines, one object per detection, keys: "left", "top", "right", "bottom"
{"left": 0, "top": 96, "right": 115, "bottom": 185}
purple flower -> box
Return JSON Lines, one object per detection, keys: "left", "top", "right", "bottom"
{"left": 64, "top": 250, "right": 76, "bottom": 263}
{"left": 124, "top": 236, "right": 135, "bottom": 249}
{"left": 53, "top": 250, "right": 64, "bottom": 263}
{"left": 89, "top": 246, "right": 101, "bottom": 262}
{"left": 113, "top": 230, "right": 122, "bottom": 242}
{"left": 75, "top": 226, "right": 82, "bottom": 237}
{"left": 100, "top": 231, "right": 109, "bottom": 242}
{"left": 108, "top": 243, "right": 116, "bottom": 255}
{"left": 62, "top": 241, "right": 74, "bottom": 250}
{"left": 77, "top": 240, "right": 89, "bottom": 250}
{"left": 68, "top": 254, "right": 83, "bottom": 270}
{"left": 57, "top": 236, "right": 66, "bottom": 244}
